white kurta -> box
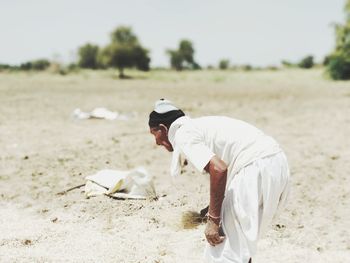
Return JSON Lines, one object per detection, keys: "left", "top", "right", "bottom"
{"left": 168, "top": 116, "right": 291, "bottom": 263}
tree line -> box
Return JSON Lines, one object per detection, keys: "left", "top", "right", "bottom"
{"left": 1, "top": 0, "right": 350, "bottom": 80}
{"left": 75, "top": 27, "right": 203, "bottom": 77}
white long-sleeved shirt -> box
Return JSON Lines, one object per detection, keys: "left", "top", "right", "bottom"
{"left": 168, "top": 116, "right": 282, "bottom": 183}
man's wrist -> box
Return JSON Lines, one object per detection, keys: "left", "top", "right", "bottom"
{"left": 207, "top": 213, "right": 221, "bottom": 225}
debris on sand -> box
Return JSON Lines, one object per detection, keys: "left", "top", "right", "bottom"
{"left": 72, "top": 107, "right": 136, "bottom": 121}
{"left": 84, "top": 167, "right": 156, "bottom": 200}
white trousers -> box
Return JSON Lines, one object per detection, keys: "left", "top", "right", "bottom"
{"left": 204, "top": 152, "right": 291, "bottom": 263}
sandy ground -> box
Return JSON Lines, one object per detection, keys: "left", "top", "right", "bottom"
{"left": 0, "top": 69, "right": 349, "bottom": 262}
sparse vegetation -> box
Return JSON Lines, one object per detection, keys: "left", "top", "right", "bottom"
{"left": 20, "top": 59, "right": 51, "bottom": 71}
{"left": 326, "top": 0, "right": 350, "bottom": 80}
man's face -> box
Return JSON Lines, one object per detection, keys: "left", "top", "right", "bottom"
{"left": 150, "top": 125, "right": 173, "bottom": 152}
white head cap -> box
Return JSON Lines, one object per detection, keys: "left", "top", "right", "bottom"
{"left": 154, "top": 99, "right": 179, "bottom": 114}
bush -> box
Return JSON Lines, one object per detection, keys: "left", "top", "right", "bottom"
{"left": 298, "top": 55, "right": 314, "bottom": 69}
{"left": 281, "top": 60, "right": 294, "bottom": 67}
{"left": 20, "top": 62, "right": 32, "bottom": 70}
{"left": 266, "top": 65, "right": 279, "bottom": 71}
{"left": 0, "top": 64, "right": 13, "bottom": 71}
{"left": 242, "top": 64, "right": 252, "bottom": 71}
{"left": 219, "top": 59, "right": 230, "bottom": 70}
{"left": 31, "top": 59, "right": 50, "bottom": 70}
{"left": 325, "top": 1, "right": 350, "bottom": 80}
{"left": 47, "top": 63, "right": 67, "bottom": 75}
{"left": 327, "top": 54, "right": 350, "bottom": 80}
{"left": 323, "top": 55, "right": 330, "bottom": 66}
{"left": 67, "top": 63, "right": 80, "bottom": 73}
{"left": 20, "top": 59, "right": 50, "bottom": 71}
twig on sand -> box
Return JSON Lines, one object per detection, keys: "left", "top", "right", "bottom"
{"left": 56, "top": 184, "right": 86, "bottom": 195}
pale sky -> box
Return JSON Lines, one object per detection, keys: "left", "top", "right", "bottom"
{"left": 0, "top": 0, "right": 346, "bottom": 67}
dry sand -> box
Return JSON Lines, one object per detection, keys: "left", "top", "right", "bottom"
{"left": 0, "top": 69, "right": 349, "bottom": 262}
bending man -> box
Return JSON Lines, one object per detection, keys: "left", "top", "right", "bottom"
{"left": 149, "top": 99, "right": 290, "bottom": 263}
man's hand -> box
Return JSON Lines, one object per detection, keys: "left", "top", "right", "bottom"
{"left": 205, "top": 219, "right": 225, "bottom": 246}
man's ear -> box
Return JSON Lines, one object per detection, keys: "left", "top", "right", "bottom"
{"left": 158, "top": 124, "right": 168, "bottom": 135}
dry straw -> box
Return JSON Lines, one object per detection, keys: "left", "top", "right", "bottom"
{"left": 181, "top": 206, "right": 208, "bottom": 229}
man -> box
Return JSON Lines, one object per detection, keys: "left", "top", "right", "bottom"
{"left": 149, "top": 99, "right": 290, "bottom": 263}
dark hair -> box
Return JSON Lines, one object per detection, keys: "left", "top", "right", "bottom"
{"left": 148, "top": 110, "right": 185, "bottom": 128}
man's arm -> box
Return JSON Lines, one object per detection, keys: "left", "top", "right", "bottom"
{"left": 204, "top": 155, "right": 227, "bottom": 246}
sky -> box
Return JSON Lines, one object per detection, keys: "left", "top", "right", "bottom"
{"left": 0, "top": 0, "right": 346, "bottom": 67}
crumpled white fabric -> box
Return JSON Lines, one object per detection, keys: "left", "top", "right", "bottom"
{"left": 84, "top": 167, "right": 156, "bottom": 199}
{"left": 73, "top": 107, "right": 136, "bottom": 121}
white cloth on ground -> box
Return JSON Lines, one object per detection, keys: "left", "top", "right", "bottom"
{"left": 84, "top": 167, "right": 156, "bottom": 199}
{"left": 73, "top": 107, "right": 136, "bottom": 121}
{"left": 204, "top": 152, "right": 290, "bottom": 263}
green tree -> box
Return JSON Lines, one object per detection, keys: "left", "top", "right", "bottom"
{"left": 111, "top": 26, "right": 138, "bottom": 46}
{"left": 78, "top": 43, "right": 99, "bottom": 69}
{"left": 99, "top": 26, "right": 150, "bottom": 78}
{"left": 99, "top": 44, "right": 134, "bottom": 77}
{"left": 133, "top": 46, "right": 150, "bottom": 71}
{"left": 327, "top": 54, "right": 350, "bottom": 79}
{"left": 219, "top": 59, "right": 230, "bottom": 70}
{"left": 166, "top": 50, "right": 183, "bottom": 71}
{"left": 179, "top": 40, "right": 195, "bottom": 64}
{"left": 167, "top": 39, "right": 200, "bottom": 71}
{"left": 298, "top": 55, "right": 314, "bottom": 69}
{"left": 326, "top": 0, "right": 350, "bottom": 80}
